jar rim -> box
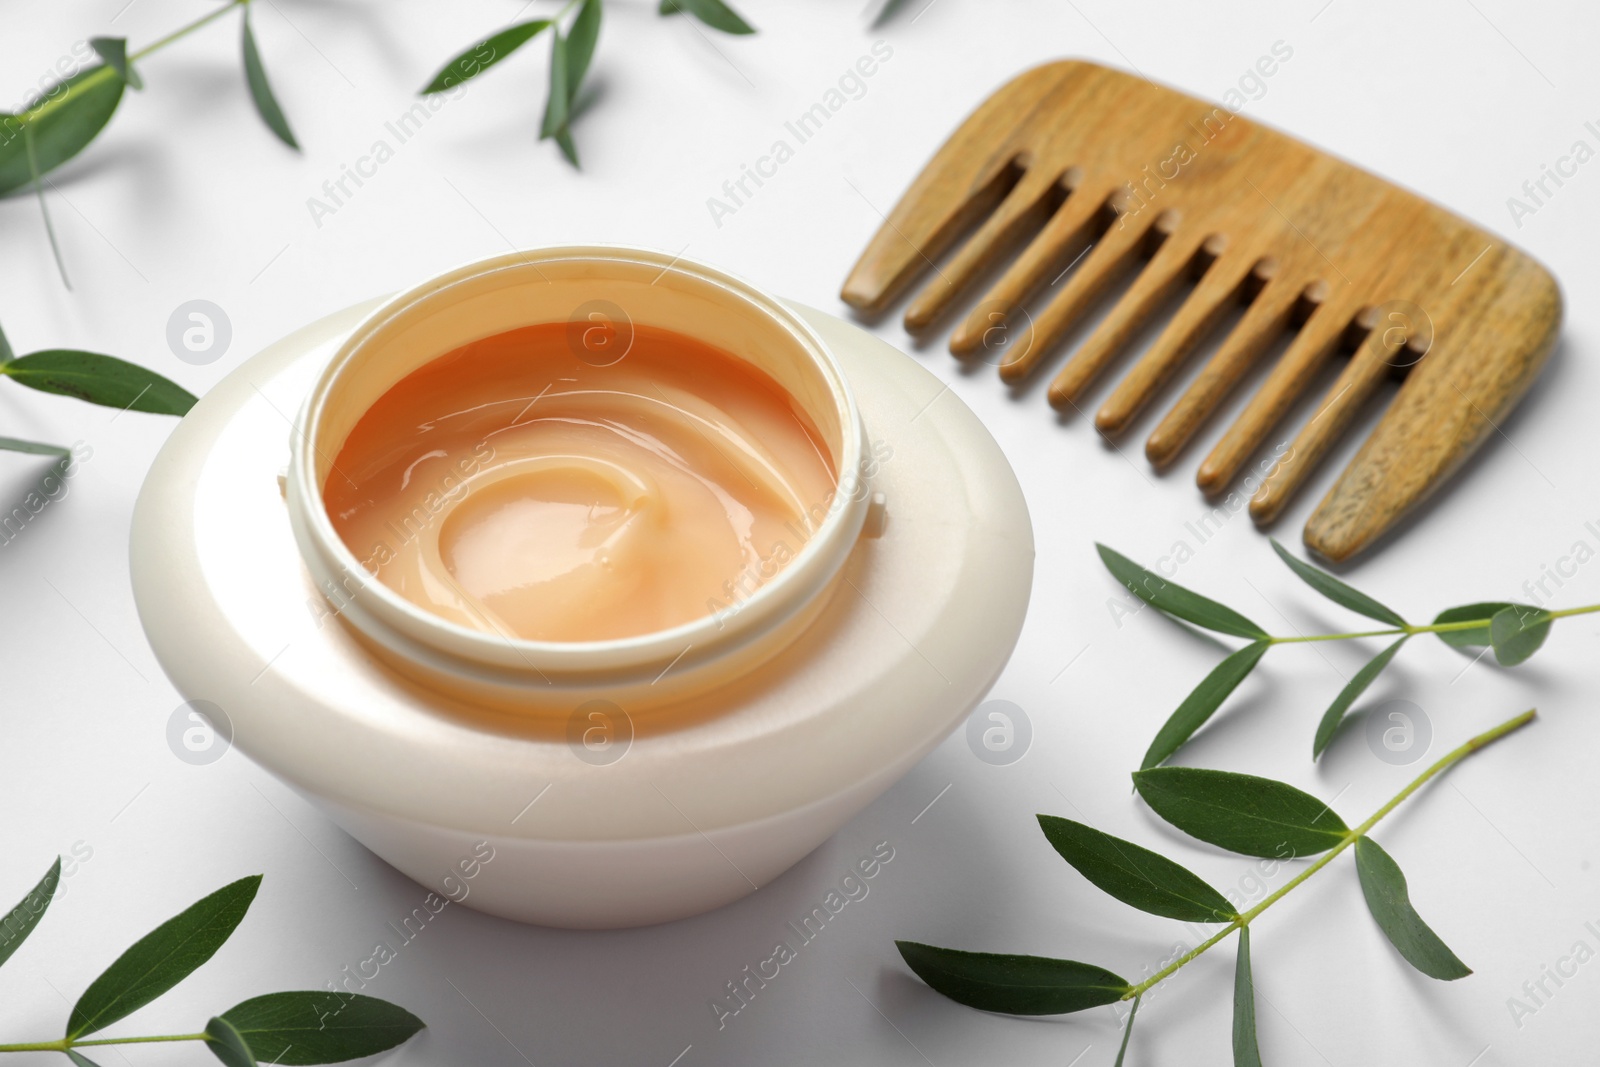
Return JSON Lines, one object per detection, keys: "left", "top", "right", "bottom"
{"left": 284, "top": 246, "right": 869, "bottom": 689}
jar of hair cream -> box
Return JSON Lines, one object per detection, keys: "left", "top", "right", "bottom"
{"left": 131, "top": 247, "right": 1032, "bottom": 928}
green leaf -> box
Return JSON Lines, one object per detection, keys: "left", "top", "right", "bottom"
{"left": 205, "top": 1016, "right": 257, "bottom": 1067}
{"left": 66, "top": 875, "right": 261, "bottom": 1039}
{"left": 241, "top": 11, "right": 298, "bottom": 150}
{"left": 1113, "top": 994, "right": 1140, "bottom": 1067}
{"left": 2, "top": 350, "right": 197, "bottom": 415}
{"left": 1431, "top": 602, "right": 1520, "bottom": 650}
{"left": 1037, "top": 816, "right": 1237, "bottom": 922}
{"left": 1270, "top": 538, "right": 1407, "bottom": 627}
{"left": 1490, "top": 606, "right": 1553, "bottom": 666}
{"left": 873, "top": 0, "right": 922, "bottom": 26}
{"left": 217, "top": 991, "right": 425, "bottom": 1064}
{"left": 895, "top": 941, "right": 1130, "bottom": 1016}
{"left": 547, "top": 0, "right": 599, "bottom": 167}
{"left": 0, "top": 320, "right": 12, "bottom": 362}
{"left": 566, "top": 0, "right": 602, "bottom": 97}
{"left": 1142, "top": 640, "right": 1270, "bottom": 770}
{"left": 0, "top": 436, "right": 70, "bottom": 457}
{"left": 553, "top": 128, "right": 579, "bottom": 167}
{"left": 89, "top": 38, "right": 143, "bottom": 90}
{"left": 0, "top": 67, "right": 125, "bottom": 196}
{"left": 1354, "top": 837, "right": 1471, "bottom": 980}
{"left": 540, "top": 28, "right": 570, "bottom": 141}
{"left": 1232, "top": 926, "right": 1263, "bottom": 1067}
{"left": 1097, "top": 544, "right": 1268, "bottom": 639}
{"left": 65, "top": 1052, "right": 105, "bottom": 1067}
{"left": 0, "top": 857, "right": 61, "bottom": 971}
{"left": 1312, "top": 635, "right": 1410, "bottom": 759}
{"left": 421, "top": 20, "right": 551, "bottom": 94}
{"left": 1133, "top": 767, "right": 1349, "bottom": 859}
{"left": 660, "top": 0, "right": 757, "bottom": 34}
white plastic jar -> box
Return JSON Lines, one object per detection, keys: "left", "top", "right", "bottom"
{"left": 131, "top": 247, "right": 1033, "bottom": 928}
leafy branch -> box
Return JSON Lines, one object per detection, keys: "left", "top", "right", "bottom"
{"left": 0, "top": 859, "right": 423, "bottom": 1065}
{"left": 897, "top": 709, "right": 1534, "bottom": 1066}
{"left": 1, "top": 0, "right": 299, "bottom": 286}
{"left": 1100, "top": 540, "right": 1592, "bottom": 766}
{"left": 422, "top": 0, "right": 753, "bottom": 168}
{"left": 423, "top": 0, "right": 921, "bottom": 166}
{"left": 11, "top": 0, "right": 921, "bottom": 280}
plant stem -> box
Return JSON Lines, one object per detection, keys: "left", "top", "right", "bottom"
{"left": 131, "top": 0, "right": 249, "bottom": 61}
{"left": 17, "top": 0, "right": 249, "bottom": 128}
{"left": 1122, "top": 707, "right": 1536, "bottom": 1000}
{"left": 0, "top": 1033, "right": 208, "bottom": 1054}
{"left": 1114, "top": 993, "right": 1140, "bottom": 1065}
{"left": 74, "top": 1033, "right": 210, "bottom": 1048}
{"left": 1270, "top": 627, "right": 1407, "bottom": 644}
{"left": 1348, "top": 708, "right": 1535, "bottom": 831}
{"left": 22, "top": 125, "right": 69, "bottom": 289}
{"left": 1266, "top": 602, "right": 1600, "bottom": 645}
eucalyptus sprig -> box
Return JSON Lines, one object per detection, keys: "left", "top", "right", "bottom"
{"left": 897, "top": 708, "right": 1534, "bottom": 1066}
{"left": 0, "top": 859, "right": 423, "bottom": 1065}
{"left": 0, "top": 318, "right": 195, "bottom": 458}
{"left": 1100, "top": 541, "right": 1594, "bottom": 767}
{"left": 422, "top": 0, "right": 747, "bottom": 167}
{"left": 422, "top": 0, "right": 920, "bottom": 167}
{"left": 2, "top": 0, "right": 299, "bottom": 286}
{"left": 12, "top": 1, "right": 919, "bottom": 281}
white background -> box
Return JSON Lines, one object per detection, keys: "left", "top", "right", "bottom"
{"left": 2, "top": 1, "right": 1598, "bottom": 1064}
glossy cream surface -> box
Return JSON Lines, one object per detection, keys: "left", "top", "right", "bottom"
{"left": 325, "top": 323, "right": 836, "bottom": 642}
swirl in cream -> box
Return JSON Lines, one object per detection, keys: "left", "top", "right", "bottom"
{"left": 325, "top": 323, "right": 836, "bottom": 642}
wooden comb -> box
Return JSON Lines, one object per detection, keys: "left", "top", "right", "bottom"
{"left": 841, "top": 60, "right": 1560, "bottom": 562}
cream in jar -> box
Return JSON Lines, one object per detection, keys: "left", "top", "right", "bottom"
{"left": 323, "top": 322, "right": 836, "bottom": 642}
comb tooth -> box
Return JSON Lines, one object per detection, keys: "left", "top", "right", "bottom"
{"left": 1026, "top": 213, "right": 1193, "bottom": 396}
{"left": 842, "top": 63, "right": 1088, "bottom": 314}
{"left": 903, "top": 173, "right": 1064, "bottom": 332}
{"left": 840, "top": 159, "right": 1024, "bottom": 314}
{"left": 949, "top": 176, "right": 1102, "bottom": 359}
{"left": 1145, "top": 272, "right": 1301, "bottom": 468}
{"left": 1093, "top": 240, "right": 1256, "bottom": 436}
{"left": 1018, "top": 211, "right": 1167, "bottom": 398}
{"left": 1248, "top": 326, "right": 1400, "bottom": 526}
{"left": 1195, "top": 288, "right": 1358, "bottom": 496}
{"left": 1304, "top": 255, "right": 1562, "bottom": 562}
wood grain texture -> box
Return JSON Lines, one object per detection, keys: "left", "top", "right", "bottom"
{"left": 840, "top": 60, "right": 1561, "bottom": 562}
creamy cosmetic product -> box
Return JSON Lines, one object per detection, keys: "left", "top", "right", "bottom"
{"left": 131, "top": 248, "right": 1033, "bottom": 928}
{"left": 283, "top": 249, "right": 874, "bottom": 714}
{"left": 324, "top": 323, "right": 835, "bottom": 643}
